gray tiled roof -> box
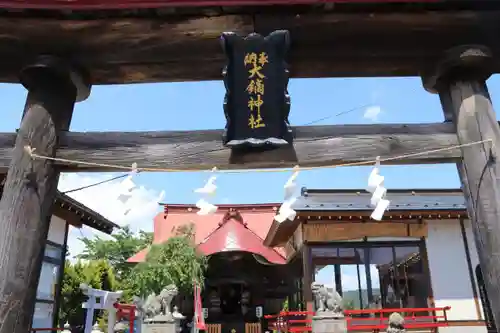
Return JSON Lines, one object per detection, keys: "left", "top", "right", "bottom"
{"left": 293, "top": 188, "right": 467, "bottom": 212}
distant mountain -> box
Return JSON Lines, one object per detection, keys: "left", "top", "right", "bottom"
{"left": 342, "top": 289, "right": 381, "bottom": 309}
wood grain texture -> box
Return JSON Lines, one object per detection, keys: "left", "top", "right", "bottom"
{"left": 301, "top": 245, "right": 313, "bottom": 304}
{"left": 264, "top": 218, "right": 301, "bottom": 247}
{"left": 0, "top": 122, "right": 465, "bottom": 172}
{"left": 0, "top": 68, "right": 76, "bottom": 333}
{"left": 284, "top": 239, "right": 296, "bottom": 259}
{"left": 303, "top": 222, "right": 427, "bottom": 242}
{"left": 1, "top": 9, "right": 500, "bottom": 83}
{"left": 0, "top": 0, "right": 495, "bottom": 10}
{"left": 440, "top": 79, "right": 500, "bottom": 331}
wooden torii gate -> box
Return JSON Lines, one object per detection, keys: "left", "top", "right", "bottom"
{"left": 0, "top": 2, "right": 499, "bottom": 333}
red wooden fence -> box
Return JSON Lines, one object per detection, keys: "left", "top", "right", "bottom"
{"left": 265, "top": 307, "right": 451, "bottom": 332}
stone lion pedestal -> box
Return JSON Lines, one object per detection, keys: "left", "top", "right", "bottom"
{"left": 142, "top": 315, "right": 176, "bottom": 333}
{"left": 312, "top": 313, "right": 347, "bottom": 333}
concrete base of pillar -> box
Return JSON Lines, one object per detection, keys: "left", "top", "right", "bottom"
{"left": 142, "top": 320, "right": 176, "bottom": 333}
{"left": 312, "top": 315, "right": 347, "bottom": 333}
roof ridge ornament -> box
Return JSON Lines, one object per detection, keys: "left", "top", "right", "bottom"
{"left": 220, "top": 210, "right": 245, "bottom": 226}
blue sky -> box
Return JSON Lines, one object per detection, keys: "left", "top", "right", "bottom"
{"left": 4, "top": 75, "right": 499, "bottom": 204}
{"left": 2, "top": 75, "right": 499, "bottom": 294}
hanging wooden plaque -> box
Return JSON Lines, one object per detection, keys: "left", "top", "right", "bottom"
{"left": 221, "top": 30, "right": 293, "bottom": 149}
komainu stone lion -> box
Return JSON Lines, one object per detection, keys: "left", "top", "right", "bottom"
{"left": 143, "top": 292, "right": 161, "bottom": 319}
{"left": 159, "top": 284, "right": 179, "bottom": 315}
{"left": 311, "top": 282, "right": 344, "bottom": 315}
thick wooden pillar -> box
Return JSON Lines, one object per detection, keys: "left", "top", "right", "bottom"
{"left": 423, "top": 45, "right": 500, "bottom": 329}
{"left": 0, "top": 56, "right": 90, "bottom": 333}
{"left": 301, "top": 244, "right": 313, "bottom": 313}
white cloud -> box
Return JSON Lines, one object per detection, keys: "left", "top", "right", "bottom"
{"left": 363, "top": 105, "right": 382, "bottom": 122}
{"left": 58, "top": 173, "right": 162, "bottom": 259}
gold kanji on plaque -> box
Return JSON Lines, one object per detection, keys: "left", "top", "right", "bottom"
{"left": 244, "top": 51, "right": 268, "bottom": 129}
{"left": 244, "top": 52, "right": 269, "bottom": 67}
{"left": 244, "top": 52, "right": 267, "bottom": 79}
{"left": 244, "top": 52, "right": 257, "bottom": 66}
{"left": 248, "top": 64, "right": 265, "bottom": 79}
{"left": 258, "top": 52, "right": 268, "bottom": 66}
{"left": 248, "top": 113, "right": 265, "bottom": 129}
{"left": 246, "top": 79, "right": 265, "bottom": 95}
{"left": 248, "top": 95, "right": 263, "bottom": 112}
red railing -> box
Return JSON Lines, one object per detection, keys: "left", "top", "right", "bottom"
{"left": 344, "top": 307, "right": 450, "bottom": 331}
{"left": 266, "top": 311, "right": 313, "bottom": 332}
{"left": 265, "top": 307, "right": 451, "bottom": 332}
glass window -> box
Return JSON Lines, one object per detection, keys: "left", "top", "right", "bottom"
{"left": 37, "top": 262, "right": 59, "bottom": 301}
{"left": 32, "top": 302, "right": 54, "bottom": 329}
{"left": 312, "top": 243, "right": 430, "bottom": 315}
{"left": 340, "top": 263, "right": 363, "bottom": 310}
{"left": 393, "top": 246, "right": 426, "bottom": 309}
{"left": 372, "top": 247, "right": 399, "bottom": 309}
{"left": 47, "top": 216, "right": 66, "bottom": 245}
{"left": 44, "top": 244, "right": 63, "bottom": 260}
{"left": 313, "top": 247, "right": 367, "bottom": 310}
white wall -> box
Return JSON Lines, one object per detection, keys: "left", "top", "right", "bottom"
{"left": 439, "top": 326, "right": 487, "bottom": 333}
{"left": 425, "top": 219, "right": 479, "bottom": 321}
{"left": 47, "top": 215, "right": 66, "bottom": 245}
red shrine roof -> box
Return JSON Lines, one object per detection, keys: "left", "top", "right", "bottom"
{"left": 127, "top": 203, "right": 286, "bottom": 264}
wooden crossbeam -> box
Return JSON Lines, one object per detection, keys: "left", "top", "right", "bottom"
{"left": 0, "top": 123, "right": 462, "bottom": 172}
{"left": 2, "top": 10, "right": 500, "bottom": 83}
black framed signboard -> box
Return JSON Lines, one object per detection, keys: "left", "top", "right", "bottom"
{"left": 221, "top": 30, "right": 293, "bottom": 149}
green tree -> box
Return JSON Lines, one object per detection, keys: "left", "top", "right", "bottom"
{"left": 129, "top": 231, "right": 207, "bottom": 297}
{"left": 59, "top": 260, "right": 117, "bottom": 331}
{"left": 76, "top": 225, "right": 153, "bottom": 280}
{"left": 282, "top": 297, "right": 289, "bottom": 311}
{"left": 343, "top": 299, "right": 356, "bottom": 310}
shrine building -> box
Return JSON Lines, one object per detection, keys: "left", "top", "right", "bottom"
{"left": 128, "top": 188, "right": 493, "bottom": 333}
